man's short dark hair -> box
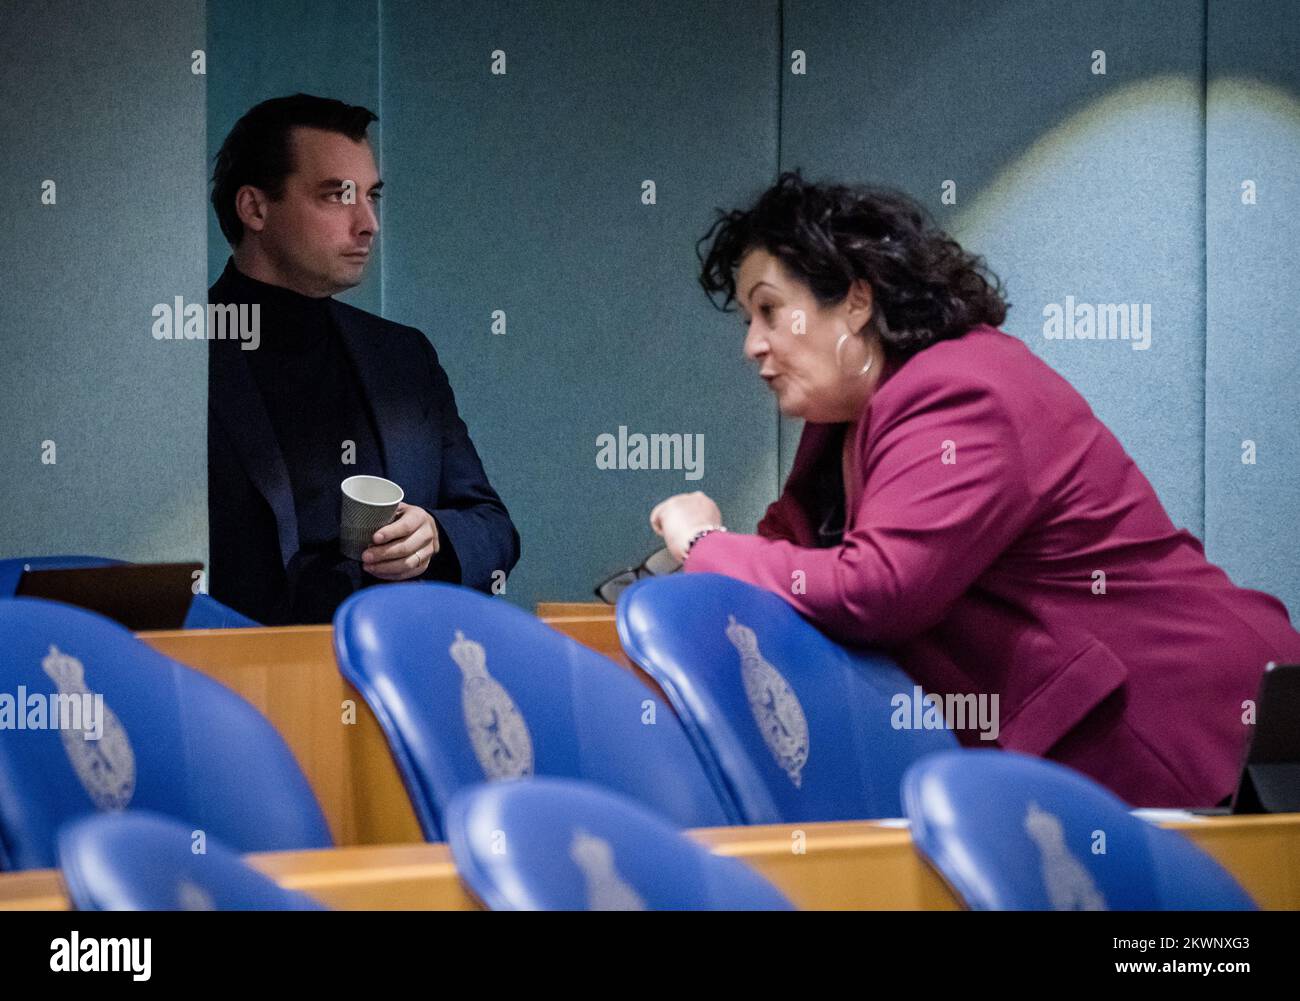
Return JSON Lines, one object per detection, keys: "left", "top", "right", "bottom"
{"left": 211, "top": 93, "right": 378, "bottom": 246}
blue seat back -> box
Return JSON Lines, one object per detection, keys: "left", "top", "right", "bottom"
{"left": 333, "top": 583, "right": 730, "bottom": 839}
{"left": 617, "top": 573, "right": 957, "bottom": 823}
{"left": 902, "top": 749, "right": 1256, "bottom": 910}
{"left": 0, "top": 555, "right": 124, "bottom": 596}
{"left": 0, "top": 555, "right": 259, "bottom": 628}
{"left": 446, "top": 777, "right": 793, "bottom": 911}
{"left": 0, "top": 598, "right": 331, "bottom": 870}
{"left": 58, "top": 810, "right": 325, "bottom": 910}
{"left": 183, "top": 593, "right": 260, "bottom": 629}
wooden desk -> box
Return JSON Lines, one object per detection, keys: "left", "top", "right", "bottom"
{"left": 140, "top": 625, "right": 421, "bottom": 847}
{"left": 3, "top": 813, "right": 1296, "bottom": 911}
{"left": 535, "top": 602, "right": 615, "bottom": 619}
{"left": 134, "top": 611, "right": 642, "bottom": 847}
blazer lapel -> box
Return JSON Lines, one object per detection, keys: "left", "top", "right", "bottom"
{"left": 208, "top": 326, "right": 300, "bottom": 572}
{"left": 771, "top": 422, "right": 838, "bottom": 547}
{"left": 206, "top": 254, "right": 300, "bottom": 569}
{"left": 329, "top": 302, "right": 432, "bottom": 503}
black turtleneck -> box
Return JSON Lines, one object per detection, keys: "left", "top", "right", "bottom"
{"left": 224, "top": 262, "right": 384, "bottom": 623}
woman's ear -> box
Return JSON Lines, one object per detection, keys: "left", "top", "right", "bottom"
{"left": 846, "top": 279, "right": 874, "bottom": 330}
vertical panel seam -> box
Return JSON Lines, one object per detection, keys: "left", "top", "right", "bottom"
{"left": 1200, "top": 0, "right": 1209, "bottom": 542}
{"left": 774, "top": 0, "right": 785, "bottom": 501}
{"left": 377, "top": 0, "right": 386, "bottom": 318}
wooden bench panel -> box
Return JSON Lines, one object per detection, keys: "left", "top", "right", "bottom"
{"left": 4, "top": 814, "right": 1296, "bottom": 911}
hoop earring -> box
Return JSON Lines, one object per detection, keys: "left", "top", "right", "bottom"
{"left": 835, "top": 333, "right": 873, "bottom": 377}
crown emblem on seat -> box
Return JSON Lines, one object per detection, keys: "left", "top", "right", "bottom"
{"left": 570, "top": 828, "right": 645, "bottom": 911}
{"left": 176, "top": 878, "right": 216, "bottom": 911}
{"left": 725, "top": 616, "right": 809, "bottom": 788}
{"left": 41, "top": 644, "right": 135, "bottom": 811}
{"left": 1024, "top": 801, "right": 1107, "bottom": 910}
{"left": 450, "top": 630, "right": 534, "bottom": 780}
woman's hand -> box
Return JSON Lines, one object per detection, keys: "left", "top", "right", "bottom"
{"left": 650, "top": 492, "right": 724, "bottom": 563}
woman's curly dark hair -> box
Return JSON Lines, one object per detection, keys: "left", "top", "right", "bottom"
{"left": 697, "top": 171, "right": 1008, "bottom": 358}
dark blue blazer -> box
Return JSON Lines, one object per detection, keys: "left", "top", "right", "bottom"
{"left": 207, "top": 263, "right": 519, "bottom": 624}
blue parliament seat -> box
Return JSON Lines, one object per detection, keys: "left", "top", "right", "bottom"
{"left": 0, "top": 598, "right": 332, "bottom": 870}
{"left": 0, "top": 555, "right": 123, "bottom": 596}
{"left": 332, "top": 582, "right": 730, "bottom": 839}
{"left": 446, "top": 777, "right": 793, "bottom": 911}
{"left": 617, "top": 573, "right": 957, "bottom": 823}
{"left": 902, "top": 749, "right": 1256, "bottom": 910}
{"left": 58, "top": 810, "right": 325, "bottom": 911}
{"left": 183, "top": 593, "right": 260, "bottom": 629}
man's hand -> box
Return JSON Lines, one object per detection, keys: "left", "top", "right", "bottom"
{"left": 362, "top": 502, "right": 440, "bottom": 580}
{"left": 650, "top": 491, "right": 724, "bottom": 563}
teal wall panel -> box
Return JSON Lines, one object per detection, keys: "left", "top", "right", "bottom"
{"left": 379, "top": 0, "right": 781, "bottom": 610}
{"left": 1206, "top": 0, "right": 1300, "bottom": 618}
{"left": 0, "top": 0, "right": 209, "bottom": 567}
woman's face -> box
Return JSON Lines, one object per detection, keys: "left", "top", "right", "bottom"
{"left": 735, "top": 248, "right": 878, "bottom": 422}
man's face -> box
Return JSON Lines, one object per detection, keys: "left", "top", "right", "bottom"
{"left": 246, "top": 126, "right": 381, "bottom": 296}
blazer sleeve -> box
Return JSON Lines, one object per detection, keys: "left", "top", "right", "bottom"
{"left": 417, "top": 336, "right": 521, "bottom": 592}
{"left": 685, "top": 372, "right": 1036, "bottom": 646}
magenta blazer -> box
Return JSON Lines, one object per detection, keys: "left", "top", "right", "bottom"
{"left": 687, "top": 324, "right": 1300, "bottom": 807}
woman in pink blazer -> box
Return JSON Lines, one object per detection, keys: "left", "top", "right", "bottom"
{"left": 651, "top": 172, "right": 1300, "bottom": 808}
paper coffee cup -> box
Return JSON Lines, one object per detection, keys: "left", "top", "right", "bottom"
{"left": 340, "top": 475, "right": 404, "bottom": 561}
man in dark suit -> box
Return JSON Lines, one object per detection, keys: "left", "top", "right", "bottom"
{"left": 207, "top": 94, "right": 519, "bottom": 624}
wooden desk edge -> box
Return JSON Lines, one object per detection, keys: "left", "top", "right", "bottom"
{"left": 4, "top": 814, "right": 1296, "bottom": 912}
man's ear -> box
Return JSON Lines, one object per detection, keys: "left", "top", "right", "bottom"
{"left": 234, "top": 185, "right": 270, "bottom": 236}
